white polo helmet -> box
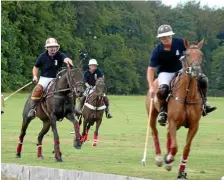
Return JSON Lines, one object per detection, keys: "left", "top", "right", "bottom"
{"left": 88, "top": 59, "right": 98, "bottom": 65}
{"left": 45, "top": 38, "right": 60, "bottom": 48}
{"left": 156, "top": 24, "right": 175, "bottom": 38}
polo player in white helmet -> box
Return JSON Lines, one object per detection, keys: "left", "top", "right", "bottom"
{"left": 147, "top": 24, "right": 216, "bottom": 126}
{"left": 78, "top": 59, "right": 112, "bottom": 119}
{"left": 27, "top": 38, "right": 73, "bottom": 119}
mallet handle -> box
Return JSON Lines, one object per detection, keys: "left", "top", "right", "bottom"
{"left": 142, "top": 98, "right": 153, "bottom": 162}
{"left": 4, "top": 81, "right": 33, "bottom": 101}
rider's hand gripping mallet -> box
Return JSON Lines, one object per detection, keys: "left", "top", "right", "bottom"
{"left": 141, "top": 98, "right": 153, "bottom": 166}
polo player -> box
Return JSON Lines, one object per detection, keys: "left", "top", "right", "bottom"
{"left": 147, "top": 24, "right": 216, "bottom": 126}
{"left": 28, "top": 38, "right": 73, "bottom": 119}
{"left": 77, "top": 59, "right": 112, "bottom": 119}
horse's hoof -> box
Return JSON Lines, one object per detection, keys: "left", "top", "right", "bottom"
{"left": 55, "top": 158, "right": 63, "bottom": 162}
{"left": 177, "top": 171, "right": 187, "bottom": 180}
{"left": 92, "top": 142, "right": 97, "bottom": 146}
{"left": 74, "top": 139, "right": 82, "bottom": 149}
{"left": 155, "top": 155, "right": 163, "bottom": 167}
{"left": 15, "top": 154, "right": 21, "bottom": 158}
{"left": 165, "top": 163, "right": 173, "bottom": 171}
{"left": 38, "top": 155, "right": 44, "bottom": 160}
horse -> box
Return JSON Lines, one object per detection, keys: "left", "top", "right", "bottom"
{"left": 146, "top": 38, "right": 205, "bottom": 179}
{"left": 16, "top": 67, "right": 84, "bottom": 162}
{"left": 78, "top": 78, "right": 106, "bottom": 146}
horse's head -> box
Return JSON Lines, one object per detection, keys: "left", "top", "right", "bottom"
{"left": 95, "top": 77, "right": 106, "bottom": 97}
{"left": 183, "top": 38, "right": 204, "bottom": 77}
{"left": 68, "top": 68, "right": 84, "bottom": 97}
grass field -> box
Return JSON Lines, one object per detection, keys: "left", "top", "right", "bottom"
{"left": 1, "top": 93, "right": 224, "bottom": 180}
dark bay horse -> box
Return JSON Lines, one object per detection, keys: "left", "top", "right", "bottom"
{"left": 79, "top": 78, "right": 106, "bottom": 146}
{"left": 16, "top": 67, "right": 84, "bottom": 162}
{"left": 146, "top": 38, "right": 205, "bottom": 179}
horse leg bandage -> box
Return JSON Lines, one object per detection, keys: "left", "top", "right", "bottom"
{"left": 74, "top": 124, "right": 80, "bottom": 140}
{"left": 153, "top": 135, "right": 161, "bottom": 154}
{"left": 167, "top": 138, "right": 172, "bottom": 154}
{"left": 37, "top": 143, "right": 42, "bottom": 158}
{"left": 179, "top": 157, "right": 188, "bottom": 172}
{"left": 16, "top": 136, "right": 23, "bottom": 154}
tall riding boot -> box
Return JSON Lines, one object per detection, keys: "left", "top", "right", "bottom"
{"left": 27, "top": 84, "right": 43, "bottom": 119}
{"left": 103, "top": 96, "right": 112, "bottom": 119}
{"left": 158, "top": 103, "right": 167, "bottom": 126}
{"left": 27, "top": 100, "right": 39, "bottom": 118}
{"left": 197, "top": 74, "right": 217, "bottom": 116}
{"left": 200, "top": 88, "right": 217, "bottom": 116}
{"left": 157, "top": 84, "right": 169, "bottom": 126}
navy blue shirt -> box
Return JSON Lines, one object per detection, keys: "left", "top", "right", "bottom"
{"left": 149, "top": 38, "right": 186, "bottom": 74}
{"left": 35, "top": 51, "right": 67, "bottom": 78}
{"left": 84, "top": 69, "right": 103, "bottom": 86}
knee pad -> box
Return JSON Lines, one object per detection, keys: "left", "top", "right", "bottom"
{"left": 198, "top": 73, "right": 208, "bottom": 89}
{"left": 31, "top": 84, "right": 43, "bottom": 100}
{"left": 157, "top": 84, "right": 169, "bottom": 100}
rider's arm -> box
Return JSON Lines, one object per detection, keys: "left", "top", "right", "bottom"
{"left": 64, "top": 57, "right": 73, "bottom": 66}
{"left": 58, "top": 52, "right": 73, "bottom": 66}
{"left": 147, "top": 67, "right": 155, "bottom": 88}
{"left": 84, "top": 71, "right": 90, "bottom": 87}
{"left": 33, "top": 66, "right": 39, "bottom": 77}
{"left": 97, "top": 69, "right": 103, "bottom": 78}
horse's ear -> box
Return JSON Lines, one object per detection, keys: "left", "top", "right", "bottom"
{"left": 197, "top": 38, "right": 204, "bottom": 49}
{"left": 184, "top": 37, "right": 190, "bottom": 49}
{"left": 103, "top": 75, "right": 105, "bottom": 80}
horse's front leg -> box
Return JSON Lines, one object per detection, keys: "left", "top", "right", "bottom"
{"left": 36, "top": 120, "right": 51, "bottom": 159}
{"left": 50, "top": 115, "right": 62, "bottom": 162}
{"left": 177, "top": 123, "right": 199, "bottom": 180}
{"left": 165, "top": 121, "right": 177, "bottom": 171}
{"left": 66, "top": 113, "right": 82, "bottom": 149}
{"left": 92, "top": 119, "right": 102, "bottom": 146}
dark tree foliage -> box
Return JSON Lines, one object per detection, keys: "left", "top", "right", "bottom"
{"left": 1, "top": 1, "right": 224, "bottom": 95}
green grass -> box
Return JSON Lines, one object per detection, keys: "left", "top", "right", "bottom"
{"left": 1, "top": 93, "right": 224, "bottom": 180}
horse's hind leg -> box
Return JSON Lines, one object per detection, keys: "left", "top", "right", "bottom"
{"left": 149, "top": 107, "right": 163, "bottom": 167}
{"left": 36, "top": 120, "right": 50, "bottom": 159}
{"left": 177, "top": 123, "right": 199, "bottom": 180}
{"left": 92, "top": 119, "right": 102, "bottom": 147}
{"left": 16, "top": 116, "right": 32, "bottom": 158}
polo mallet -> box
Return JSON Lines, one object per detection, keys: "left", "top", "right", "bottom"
{"left": 141, "top": 98, "right": 153, "bottom": 166}
{"left": 3, "top": 81, "right": 33, "bottom": 101}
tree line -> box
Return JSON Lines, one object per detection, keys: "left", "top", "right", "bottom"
{"left": 1, "top": 1, "right": 224, "bottom": 96}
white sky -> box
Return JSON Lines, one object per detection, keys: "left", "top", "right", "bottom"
{"left": 161, "top": 0, "right": 224, "bottom": 8}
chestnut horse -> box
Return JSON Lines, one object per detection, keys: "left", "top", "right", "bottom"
{"left": 146, "top": 38, "right": 205, "bottom": 179}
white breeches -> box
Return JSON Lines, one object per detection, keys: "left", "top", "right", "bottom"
{"left": 38, "top": 76, "right": 54, "bottom": 90}
{"left": 158, "top": 72, "right": 176, "bottom": 87}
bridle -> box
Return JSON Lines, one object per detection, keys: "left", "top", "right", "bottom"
{"left": 46, "top": 67, "right": 83, "bottom": 97}
{"left": 168, "top": 47, "right": 203, "bottom": 105}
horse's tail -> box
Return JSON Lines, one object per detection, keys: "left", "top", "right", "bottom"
{"left": 22, "top": 94, "right": 32, "bottom": 119}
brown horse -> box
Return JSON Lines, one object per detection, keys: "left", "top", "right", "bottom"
{"left": 79, "top": 78, "right": 106, "bottom": 146}
{"left": 146, "top": 38, "right": 205, "bottom": 179}
{"left": 16, "top": 67, "right": 84, "bottom": 162}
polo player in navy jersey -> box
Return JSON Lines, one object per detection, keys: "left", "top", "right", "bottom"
{"left": 77, "top": 59, "right": 112, "bottom": 119}
{"left": 27, "top": 38, "right": 73, "bottom": 119}
{"left": 147, "top": 24, "right": 216, "bottom": 126}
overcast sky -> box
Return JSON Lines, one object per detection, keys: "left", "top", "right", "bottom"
{"left": 161, "top": 0, "right": 224, "bottom": 8}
